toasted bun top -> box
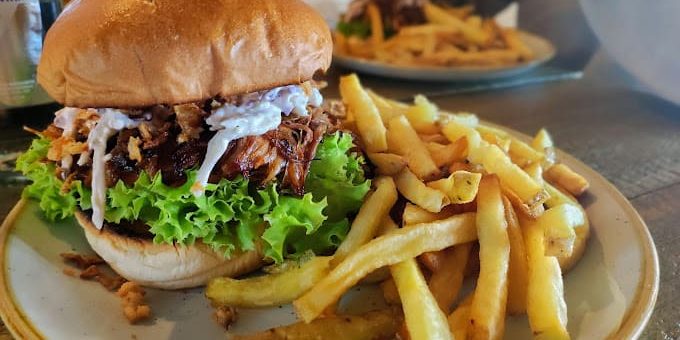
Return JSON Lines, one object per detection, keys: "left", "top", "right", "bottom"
{"left": 38, "top": 0, "right": 332, "bottom": 108}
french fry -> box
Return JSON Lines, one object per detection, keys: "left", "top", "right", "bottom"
{"left": 543, "top": 184, "right": 590, "bottom": 272}
{"left": 391, "top": 258, "right": 452, "bottom": 340}
{"left": 367, "top": 89, "right": 409, "bottom": 123}
{"left": 538, "top": 203, "right": 582, "bottom": 257}
{"left": 448, "top": 294, "right": 473, "bottom": 339}
{"left": 426, "top": 139, "right": 467, "bottom": 168}
{"left": 346, "top": 36, "right": 374, "bottom": 59}
{"left": 480, "top": 129, "right": 511, "bottom": 153}
{"left": 428, "top": 243, "right": 472, "bottom": 313}
{"left": 500, "top": 27, "right": 534, "bottom": 60}
{"left": 334, "top": 31, "right": 348, "bottom": 55}
{"left": 367, "top": 152, "right": 407, "bottom": 176}
{"left": 402, "top": 203, "right": 458, "bottom": 225}
{"left": 387, "top": 115, "right": 439, "bottom": 179}
{"left": 557, "top": 202, "right": 590, "bottom": 274}
{"left": 503, "top": 196, "right": 529, "bottom": 315}
{"left": 467, "top": 175, "right": 510, "bottom": 340}
{"left": 405, "top": 95, "right": 439, "bottom": 134}
{"left": 424, "top": 3, "right": 489, "bottom": 45}
{"left": 509, "top": 138, "right": 545, "bottom": 168}
{"left": 332, "top": 177, "right": 398, "bottom": 266}
{"left": 427, "top": 170, "right": 482, "bottom": 204}
{"left": 438, "top": 111, "right": 479, "bottom": 127}
{"left": 366, "top": 3, "right": 384, "bottom": 46}
{"left": 420, "top": 134, "right": 450, "bottom": 144}
{"left": 531, "top": 128, "right": 556, "bottom": 167}
{"left": 294, "top": 213, "right": 477, "bottom": 322}
{"left": 521, "top": 213, "right": 570, "bottom": 340}
{"left": 524, "top": 163, "right": 544, "bottom": 186}
{"left": 442, "top": 120, "right": 482, "bottom": 152}
{"left": 233, "top": 309, "right": 399, "bottom": 340}
{"left": 206, "top": 256, "right": 331, "bottom": 308}
{"left": 501, "top": 184, "right": 544, "bottom": 219}
{"left": 396, "top": 168, "right": 449, "bottom": 213}
{"left": 474, "top": 141, "right": 549, "bottom": 209}
{"left": 445, "top": 5, "right": 474, "bottom": 19}
{"left": 339, "top": 74, "right": 387, "bottom": 152}
{"left": 544, "top": 182, "right": 576, "bottom": 207}
{"left": 544, "top": 163, "right": 590, "bottom": 197}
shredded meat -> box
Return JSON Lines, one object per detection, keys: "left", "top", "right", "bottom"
{"left": 60, "top": 252, "right": 105, "bottom": 269}
{"left": 174, "top": 103, "right": 206, "bottom": 143}
{"left": 57, "top": 97, "right": 340, "bottom": 192}
{"left": 117, "top": 282, "right": 152, "bottom": 324}
{"left": 61, "top": 253, "right": 127, "bottom": 291}
{"left": 213, "top": 306, "right": 238, "bottom": 330}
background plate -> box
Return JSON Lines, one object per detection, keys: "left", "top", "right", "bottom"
{"left": 0, "top": 129, "right": 658, "bottom": 339}
{"left": 333, "top": 31, "right": 556, "bottom": 82}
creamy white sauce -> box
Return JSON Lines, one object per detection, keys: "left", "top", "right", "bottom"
{"left": 192, "top": 85, "right": 323, "bottom": 196}
{"left": 54, "top": 107, "right": 79, "bottom": 172}
{"left": 54, "top": 107, "right": 79, "bottom": 137}
{"left": 87, "top": 109, "right": 140, "bottom": 229}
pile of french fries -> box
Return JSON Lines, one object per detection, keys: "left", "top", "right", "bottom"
{"left": 206, "top": 74, "right": 591, "bottom": 339}
{"left": 335, "top": 3, "right": 535, "bottom": 67}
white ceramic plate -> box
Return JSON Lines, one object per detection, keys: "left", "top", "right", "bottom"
{"left": 0, "top": 128, "right": 658, "bottom": 340}
{"left": 333, "top": 31, "right": 556, "bottom": 82}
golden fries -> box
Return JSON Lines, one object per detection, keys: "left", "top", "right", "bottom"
{"left": 233, "top": 309, "right": 399, "bottom": 340}
{"left": 428, "top": 243, "right": 472, "bottom": 313}
{"left": 387, "top": 115, "right": 439, "bottom": 179}
{"left": 294, "top": 213, "right": 477, "bottom": 322}
{"left": 467, "top": 175, "right": 510, "bottom": 340}
{"left": 500, "top": 27, "right": 534, "bottom": 60}
{"left": 545, "top": 163, "right": 590, "bottom": 197}
{"left": 367, "top": 90, "right": 409, "bottom": 123}
{"left": 509, "top": 138, "right": 545, "bottom": 168}
{"left": 448, "top": 294, "right": 473, "bottom": 339}
{"left": 366, "top": 3, "right": 384, "bottom": 46}
{"left": 391, "top": 258, "right": 452, "bottom": 340}
{"left": 339, "top": 74, "right": 387, "bottom": 152}
{"left": 426, "top": 139, "right": 467, "bottom": 167}
{"left": 367, "top": 152, "right": 407, "bottom": 176}
{"left": 503, "top": 196, "right": 529, "bottom": 315}
{"left": 206, "top": 256, "right": 331, "bottom": 308}
{"left": 531, "top": 128, "right": 556, "bottom": 167}
{"left": 332, "top": 177, "right": 398, "bottom": 265}
{"left": 538, "top": 204, "right": 584, "bottom": 257}
{"left": 396, "top": 168, "right": 449, "bottom": 213}
{"left": 427, "top": 170, "right": 482, "bottom": 204}
{"left": 403, "top": 203, "right": 457, "bottom": 225}
{"left": 405, "top": 95, "right": 439, "bottom": 134}
{"left": 521, "top": 213, "right": 570, "bottom": 339}
{"left": 259, "top": 78, "right": 595, "bottom": 340}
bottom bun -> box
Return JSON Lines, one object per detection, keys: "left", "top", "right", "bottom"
{"left": 76, "top": 211, "right": 263, "bottom": 289}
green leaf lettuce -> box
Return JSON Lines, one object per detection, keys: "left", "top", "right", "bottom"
{"left": 16, "top": 132, "right": 369, "bottom": 263}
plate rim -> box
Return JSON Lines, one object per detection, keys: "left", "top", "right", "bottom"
{"left": 332, "top": 31, "right": 556, "bottom": 81}
{"left": 0, "top": 198, "right": 44, "bottom": 340}
{"left": 0, "top": 128, "right": 659, "bottom": 339}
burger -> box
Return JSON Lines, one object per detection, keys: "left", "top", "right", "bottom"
{"left": 17, "top": 0, "right": 371, "bottom": 289}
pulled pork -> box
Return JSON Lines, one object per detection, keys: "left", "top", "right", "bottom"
{"left": 49, "top": 99, "right": 340, "bottom": 195}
